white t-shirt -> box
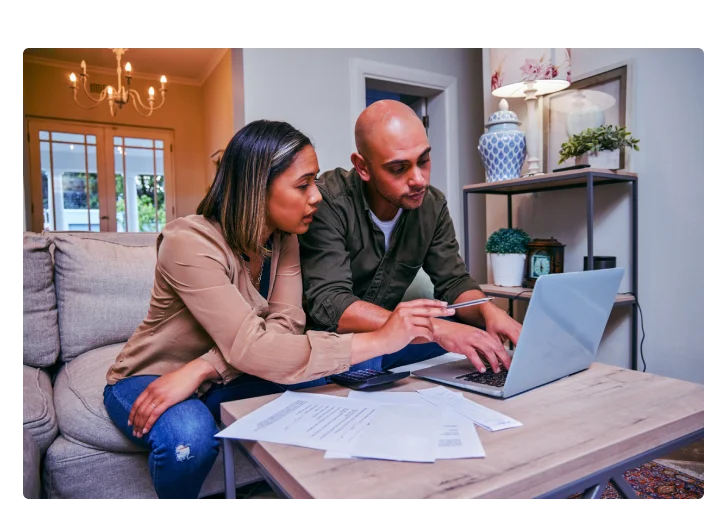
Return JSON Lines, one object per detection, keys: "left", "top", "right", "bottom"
{"left": 369, "top": 208, "right": 403, "bottom": 251}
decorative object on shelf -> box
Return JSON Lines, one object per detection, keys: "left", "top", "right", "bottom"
{"left": 523, "top": 237, "right": 565, "bottom": 288}
{"left": 584, "top": 256, "right": 616, "bottom": 270}
{"left": 490, "top": 48, "right": 571, "bottom": 176}
{"left": 543, "top": 65, "right": 628, "bottom": 172}
{"left": 68, "top": 49, "right": 168, "bottom": 118}
{"left": 478, "top": 99, "right": 527, "bottom": 182}
{"left": 485, "top": 228, "right": 531, "bottom": 287}
{"left": 558, "top": 125, "right": 640, "bottom": 169}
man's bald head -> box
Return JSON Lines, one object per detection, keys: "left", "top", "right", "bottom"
{"left": 350, "top": 100, "right": 432, "bottom": 215}
{"left": 354, "top": 100, "right": 427, "bottom": 160}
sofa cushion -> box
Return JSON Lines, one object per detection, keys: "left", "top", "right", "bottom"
{"left": 43, "top": 434, "right": 260, "bottom": 498}
{"left": 52, "top": 233, "right": 157, "bottom": 362}
{"left": 23, "top": 234, "right": 61, "bottom": 367}
{"left": 23, "top": 365, "right": 58, "bottom": 454}
{"left": 53, "top": 343, "right": 143, "bottom": 453}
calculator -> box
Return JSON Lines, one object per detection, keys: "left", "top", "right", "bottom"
{"left": 329, "top": 369, "right": 411, "bottom": 390}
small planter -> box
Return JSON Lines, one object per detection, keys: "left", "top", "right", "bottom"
{"left": 490, "top": 253, "right": 526, "bottom": 287}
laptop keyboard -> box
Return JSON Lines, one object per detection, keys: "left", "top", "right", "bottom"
{"left": 455, "top": 369, "right": 508, "bottom": 387}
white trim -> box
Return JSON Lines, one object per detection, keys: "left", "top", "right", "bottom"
{"left": 349, "top": 58, "right": 463, "bottom": 252}
{"left": 23, "top": 55, "right": 202, "bottom": 87}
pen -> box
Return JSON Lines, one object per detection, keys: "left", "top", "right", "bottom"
{"left": 446, "top": 297, "right": 494, "bottom": 310}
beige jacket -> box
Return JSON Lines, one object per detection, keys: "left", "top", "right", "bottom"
{"left": 106, "top": 215, "right": 353, "bottom": 394}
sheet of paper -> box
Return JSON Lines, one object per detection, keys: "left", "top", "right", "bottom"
{"left": 388, "top": 352, "right": 465, "bottom": 374}
{"left": 215, "top": 391, "right": 376, "bottom": 452}
{"left": 417, "top": 386, "right": 522, "bottom": 432}
{"left": 324, "top": 391, "right": 485, "bottom": 460}
{"left": 342, "top": 403, "right": 440, "bottom": 462}
{"left": 216, "top": 391, "right": 441, "bottom": 462}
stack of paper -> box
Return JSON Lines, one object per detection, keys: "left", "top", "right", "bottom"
{"left": 216, "top": 386, "right": 521, "bottom": 463}
{"left": 324, "top": 391, "right": 485, "bottom": 461}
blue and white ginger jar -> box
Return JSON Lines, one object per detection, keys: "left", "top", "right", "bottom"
{"left": 478, "top": 99, "right": 526, "bottom": 182}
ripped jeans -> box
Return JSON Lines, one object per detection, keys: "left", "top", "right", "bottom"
{"left": 102, "top": 341, "right": 446, "bottom": 498}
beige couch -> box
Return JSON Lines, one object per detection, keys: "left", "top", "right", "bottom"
{"left": 23, "top": 231, "right": 262, "bottom": 498}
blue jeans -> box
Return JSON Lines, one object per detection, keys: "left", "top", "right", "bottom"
{"left": 102, "top": 341, "right": 446, "bottom": 498}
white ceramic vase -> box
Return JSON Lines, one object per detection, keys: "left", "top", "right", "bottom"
{"left": 490, "top": 253, "right": 526, "bottom": 287}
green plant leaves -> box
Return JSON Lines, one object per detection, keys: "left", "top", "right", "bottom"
{"left": 558, "top": 124, "right": 640, "bottom": 164}
{"left": 485, "top": 228, "right": 531, "bottom": 254}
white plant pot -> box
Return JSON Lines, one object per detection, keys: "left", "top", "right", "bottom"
{"left": 490, "top": 253, "right": 526, "bottom": 287}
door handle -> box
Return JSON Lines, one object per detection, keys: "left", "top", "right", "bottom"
{"left": 101, "top": 216, "right": 109, "bottom": 220}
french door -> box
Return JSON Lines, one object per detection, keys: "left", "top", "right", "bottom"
{"left": 27, "top": 118, "right": 175, "bottom": 233}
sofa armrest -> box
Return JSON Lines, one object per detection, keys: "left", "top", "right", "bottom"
{"left": 24, "top": 428, "right": 41, "bottom": 498}
{"left": 23, "top": 365, "right": 58, "bottom": 455}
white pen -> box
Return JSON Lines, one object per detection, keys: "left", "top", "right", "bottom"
{"left": 446, "top": 297, "right": 494, "bottom": 310}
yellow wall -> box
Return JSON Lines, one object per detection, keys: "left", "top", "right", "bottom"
{"left": 202, "top": 49, "right": 234, "bottom": 187}
{"left": 23, "top": 60, "right": 207, "bottom": 223}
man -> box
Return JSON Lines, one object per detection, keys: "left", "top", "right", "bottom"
{"left": 298, "top": 100, "right": 522, "bottom": 374}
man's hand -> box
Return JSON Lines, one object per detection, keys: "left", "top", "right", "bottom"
{"left": 128, "top": 359, "right": 216, "bottom": 438}
{"left": 433, "top": 317, "right": 513, "bottom": 373}
{"left": 481, "top": 303, "right": 522, "bottom": 349}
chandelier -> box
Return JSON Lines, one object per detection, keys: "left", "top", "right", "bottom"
{"left": 69, "top": 48, "right": 167, "bottom": 117}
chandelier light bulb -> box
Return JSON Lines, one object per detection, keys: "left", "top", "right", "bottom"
{"left": 71, "top": 49, "right": 168, "bottom": 117}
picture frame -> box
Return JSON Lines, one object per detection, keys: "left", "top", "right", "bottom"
{"left": 542, "top": 65, "right": 628, "bottom": 172}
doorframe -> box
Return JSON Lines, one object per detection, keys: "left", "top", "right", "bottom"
{"left": 349, "top": 58, "right": 463, "bottom": 253}
{"left": 25, "top": 117, "right": 175, "bottom": 233}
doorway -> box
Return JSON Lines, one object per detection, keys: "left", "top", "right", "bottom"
{"left": 26, "top": 118, "right": 174, "bottom": 233}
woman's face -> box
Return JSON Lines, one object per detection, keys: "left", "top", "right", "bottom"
{"left": 266, "top": 145, "right": 322, "bottom": 235}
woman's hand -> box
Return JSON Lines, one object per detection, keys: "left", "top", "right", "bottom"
{"left": 128, "top": 359, "right": 215, "bottom": 438}
{"left": 375, "top": 299, "right": 455, "bottom": 354}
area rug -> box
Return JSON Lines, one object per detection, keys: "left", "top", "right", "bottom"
{"left": 570, "top": 461, "right": 704, "bottom": 499}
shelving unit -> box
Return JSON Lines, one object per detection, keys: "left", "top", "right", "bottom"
{"left": 462, "top": 168, "right": 639, "bottom": 370}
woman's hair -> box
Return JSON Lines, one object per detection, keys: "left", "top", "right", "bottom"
{"left": 197, "top": 120, "right": 312, "bottom": 256}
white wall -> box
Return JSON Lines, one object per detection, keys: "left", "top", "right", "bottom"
{"left": 482, "top": 49, "right": 704, "bottom": 384}
{"left": 240, "top": 49, "right": 487, "bottom": 283}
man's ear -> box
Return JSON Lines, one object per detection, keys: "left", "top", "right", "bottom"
{"left": 351, "top": 152, "right": 371, "bottom": 182}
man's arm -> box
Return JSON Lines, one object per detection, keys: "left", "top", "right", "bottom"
{"left": 298, "top": 193, "right": 361, "bottom": 332}
{"left": 422, "top": 202, "right": 483, "bottom": 310}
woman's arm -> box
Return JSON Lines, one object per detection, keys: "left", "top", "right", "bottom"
{"left": 158, "top": 220, "right": 354, "bottom": 384}
{"left": 128, "top": 358, "right": 220, "bottom": 438}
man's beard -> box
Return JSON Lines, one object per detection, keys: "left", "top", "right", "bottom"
{"left": 370, "top": 176, "right": 427, "bottom": 210}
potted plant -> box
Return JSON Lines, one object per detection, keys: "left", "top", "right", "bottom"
{"left": 558, "top": 124, "right": 640, "bottom": 166}
{"left": 485, "top": 228, "right": 531, "bottom": 287}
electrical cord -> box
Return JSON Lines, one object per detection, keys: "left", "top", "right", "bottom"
{"left": 620, "top": 292, "right": 646, "bottom": 372}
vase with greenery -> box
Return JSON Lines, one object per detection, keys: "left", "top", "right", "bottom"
{"left": 485, "top": 228, "right": 531, "bottom": 287}
{"left": 558, "top": 124, "right": 640, "bottom": 167}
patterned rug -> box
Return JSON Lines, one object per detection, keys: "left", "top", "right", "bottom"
{"left": 570, "top": 461, "right": 704, "bottom": 499}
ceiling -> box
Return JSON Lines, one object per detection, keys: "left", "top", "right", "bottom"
{"left": 24, "top": 48, "right": 227, "bottom": 85}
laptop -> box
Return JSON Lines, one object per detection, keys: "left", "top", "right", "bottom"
{"left": 412, "top": 267, "right": 625, "bottom": 398}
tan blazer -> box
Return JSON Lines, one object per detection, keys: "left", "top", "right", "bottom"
{"left": 106, "top": 215, "right": 353, "bottom": 395}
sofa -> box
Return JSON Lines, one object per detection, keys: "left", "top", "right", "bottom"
{"left": 22, "top": 231, "right": 263, "bottom": 498}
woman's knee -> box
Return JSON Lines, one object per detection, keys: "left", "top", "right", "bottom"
{"left": 148, "top": 399, "right": 221, "bottom": 463}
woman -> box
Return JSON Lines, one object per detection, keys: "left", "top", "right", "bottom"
{"left": 103, "top": 120, "right": 453, "bottom": 499}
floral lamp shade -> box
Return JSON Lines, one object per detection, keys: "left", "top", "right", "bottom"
{"left": 491, "top": 48, "right": 572, "bottom": 98}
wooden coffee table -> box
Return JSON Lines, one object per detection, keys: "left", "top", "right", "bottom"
{"left": 219, "top": 363, "right": 704, "bottom": 498}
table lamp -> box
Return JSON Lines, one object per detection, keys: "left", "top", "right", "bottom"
{"left": 490, "top": 48, "right": 572, "bottom": 175}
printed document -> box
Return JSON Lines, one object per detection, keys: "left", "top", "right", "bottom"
{"left": 216, "top": 391, "right": 438, "bottom": 462}
{"left": 417, "top": 386, "right": 522, "bottom": 431}
{"left": 324, "top": 391, "right": 485, "bottom": 460}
